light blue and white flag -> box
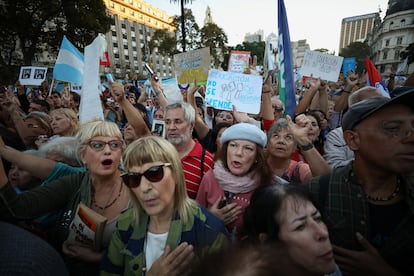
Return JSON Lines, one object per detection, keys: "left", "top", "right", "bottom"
{"left": 278, "top": 0, "right": 296, "bottom": 117}
{"left": 53, "top": 36, "right": 84, "bottom": 84}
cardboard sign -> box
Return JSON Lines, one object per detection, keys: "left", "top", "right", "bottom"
{"left": 205, "top": 69, "right": 262, "bottom": 114}
{"left": 174, "top": 47, "right": 210, "bottom": 85}
{"left": 342, "top": 57, "right": 356, "bottom": 78}
{"left": 228, "top": 51, "right": 251, "bottom": 73}
{"left": 19, "top": 66, "right": 47, "bottom": 86}
{"left": 300, "top": 50, "right": 344, "bottom": 82}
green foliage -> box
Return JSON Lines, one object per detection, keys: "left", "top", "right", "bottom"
{"left": 339, "top": 41, "right": 371, "bottom": 74}
{"left": 0, "top": 0, "right": 113, "bottom": 84}
{"left": 200, "top": 23, "right": 228, "bottom": 68}
{"left": 149, "top": 29, "right": 179, "bottom": 57}
{"left": 174, "top": 8, "right": 201, "bottom": 51}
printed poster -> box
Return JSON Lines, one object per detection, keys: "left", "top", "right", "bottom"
{"left": 228, "top": 51, "right": 251, "bottom": 73}
{"left": 19, "top": 66, "right": 47, "bottom": 86}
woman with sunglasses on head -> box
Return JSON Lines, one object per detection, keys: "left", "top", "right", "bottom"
{"left": 0, "top": 119, "right": 130, "bottom": 275}
{"left": 101, "top": 136, "right": 228, "bottom": 276}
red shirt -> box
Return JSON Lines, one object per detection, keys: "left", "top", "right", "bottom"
{"left": 181, "top": 140, "right": 214, "bottom": 199}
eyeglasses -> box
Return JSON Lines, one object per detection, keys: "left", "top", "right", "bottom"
{"left": 86, "top": 140, "right": 123, "bottom": 151}
{"left": 121, "top": 163, "right": 171, "bottom": 188}
{"left": 272, "top": 106, "right": 284, "bottom": 112}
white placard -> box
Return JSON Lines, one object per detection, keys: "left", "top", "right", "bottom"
{"left": 205, "top": 69, "right": 262, "bottom": 114}
{"left": 300, "top": 50, "right": 344, "bottom": 82}
{"left": 19, "top": 66, "right": 47, "bottom": 86}
{"left": 151, "top": 120, "right": 166, "bottom": 138}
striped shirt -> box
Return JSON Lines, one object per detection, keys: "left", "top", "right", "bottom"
{"left": 182, "top": 140, "right": 214, "bottom": 199}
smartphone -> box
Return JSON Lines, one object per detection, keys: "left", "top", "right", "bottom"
{"left": 144, "top": 63, "right": 159, "bottom": 81}
{"left": 106, "top": 73, "right": 114, "bottom": 82}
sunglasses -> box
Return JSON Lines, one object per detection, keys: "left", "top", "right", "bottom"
{"left": 121, "top": 163, "right": 171, "bottom": 188}
{"left": 86, "top": 140, "right": 123, "bottom": 151}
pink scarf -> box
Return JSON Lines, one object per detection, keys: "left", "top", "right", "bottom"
{"left": 213, "top": 161, "right": 261, "bottom": 194}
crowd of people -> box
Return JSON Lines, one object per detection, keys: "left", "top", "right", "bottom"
{"left": 0, "top": 66, "right": 413, "bottom": 276}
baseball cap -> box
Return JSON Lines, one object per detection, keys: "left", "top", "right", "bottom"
{"left": 341, "top": 88, "right": 414, "bottom": 131}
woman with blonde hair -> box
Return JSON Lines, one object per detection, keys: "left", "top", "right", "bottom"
{"left": 49, "top": 108, "right": 79, "bottom": 137}
{"left": 101, "top": 136, "right": 228, "bottom": 276}
{"left": 0, "top": 119, "right": 130, "bottom": 274}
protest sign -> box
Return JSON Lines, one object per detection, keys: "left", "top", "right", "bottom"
{"left": 19, "top": 66, "right": 47, "bottom": 86}
{"left": 228, "top": 51, "right": 251, "bottom": 73}
{"left": 300, "top": 50, "right": 344, "bottom": 82}
{"left": 205, "top": 69, "right": 262, "bottom": 114}
{"left": 174, "top": 47, "right": 210, "bottom": 85}
{"left": 342, "top": 57, "right": 356, "bottom": 78}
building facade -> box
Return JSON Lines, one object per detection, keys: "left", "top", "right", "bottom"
{"left": 339, "top": 13, "right": 379, "bottom": 51}
{"left": 367, "top": 0, "right": 414, "bottom": 76}
{"left": 103, "top": 0, "right": 176, "bottom": 79}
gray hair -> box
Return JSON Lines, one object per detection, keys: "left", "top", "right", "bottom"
{"left": 165, "top": 102, "right": 195, "bottom": 125}
{"left": 39, "top": 136, "right": 82, "bottom": 167}
{"left": 348, "top": 86, "right": 382, "bottom": 106}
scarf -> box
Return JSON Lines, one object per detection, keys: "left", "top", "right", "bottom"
{"left": 213, "top": 161, "right": 261, "bottom": 194}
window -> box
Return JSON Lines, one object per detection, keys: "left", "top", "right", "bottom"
{"left": 394, "top": 50, "right": 400, "bottom": 60}
{"left": 400, "top": 19, "right": 405, "bottom": 27}
{"left": 389, "top": 21, "right": 394, "bottom": 29}
{"left": 397, "top": 37, "right": 403, "bottom": 45}
{"left": 383, "top": 51, "right": 388, "bottom": 60}
{"left": 385, "top": 39, "right": 390, "bottom": 47}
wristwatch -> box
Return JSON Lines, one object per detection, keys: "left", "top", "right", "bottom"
{"left": 300, "top": 142, "right": 314, "bottom": 151}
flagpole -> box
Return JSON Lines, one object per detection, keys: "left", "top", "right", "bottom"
{"left": 48, "top": 78, "right": 55, "bottom": 97}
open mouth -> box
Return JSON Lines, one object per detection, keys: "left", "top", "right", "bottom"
{"left": 102, "top": 159, "right": 113, "bottom": 166}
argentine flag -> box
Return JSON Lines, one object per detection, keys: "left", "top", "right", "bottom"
{"left": 53, "top": 36, "right": 84, "bottom": 84}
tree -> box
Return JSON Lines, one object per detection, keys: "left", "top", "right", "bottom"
{"left": 169, "top": 0, "right": 193, "bottom": 52}
{"left": 339, "top": 41, "right": 371, "bottom": 74}
{"left": 149, "top": 29, "right": 178, "bottom": 57}
{"left": 0, "top": 0, "right": 113, "bottom": 84}
{"left": 174, "top": 8, "right": 201, "bottom": 52}
{"left": 200, "top": 23, "right": 228, "bottom": 68}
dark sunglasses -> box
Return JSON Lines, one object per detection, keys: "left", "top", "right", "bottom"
{"left": 121, "top": 163, "right": 171, "bottom": 188}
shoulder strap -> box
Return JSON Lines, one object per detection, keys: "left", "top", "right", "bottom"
{"left": 318, "top": 173, "right": 331, "bottom": 215}
{"left": 200, "top": 147, "right": 206, "bottom": 179}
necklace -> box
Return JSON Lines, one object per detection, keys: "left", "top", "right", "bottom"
{"left": 364, "top": 178, "right": 401, "bottom": 202}
{"left": 92, "top": 181, "right": 123, "bottom": 212}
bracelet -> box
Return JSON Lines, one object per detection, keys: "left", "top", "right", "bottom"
{"left": 300, "top": 142, "right": 314, "bottom": 151}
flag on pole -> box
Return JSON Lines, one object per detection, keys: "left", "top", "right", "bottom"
{"left": 278, "top": 0, "right": 296, "bottom": 117}
{"left": 364, "top": 57, "right": 390, "bottom": 98}
{"left": 53, "top": 36, "right": 84, "bottom": 84}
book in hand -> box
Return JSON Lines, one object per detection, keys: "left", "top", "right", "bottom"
{"left": 67, "top": 203, "right": 108, "bottom": 252}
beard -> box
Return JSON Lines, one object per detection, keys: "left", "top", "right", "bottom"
{"left": 167, "top": 132, "right": 191, "bottom": 146}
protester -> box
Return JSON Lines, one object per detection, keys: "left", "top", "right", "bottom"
{"left": 49, "top": 107, "right": 79, "bottom": 138}
{"left": 196, "top": 123, "right": 274, "bottom": 240}
{"left": 164, "top": 101, "right": 214, "bottom": 199}
{"left": 0, "top": 120, "right": 130, "bottom": 274}
{"left": 309, "top": 89, "right": 414, "bottom": 275}
{"left": 266, "top": 118, "right": 312, "bottom": 183}
{"left": 101, "top": 136, "right": 228, "bottom": 275}
{"left": 243, "top": 184, "right": 341, "bottom": 276}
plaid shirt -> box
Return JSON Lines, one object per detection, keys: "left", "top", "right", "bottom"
{"left": 309, "top": 163, "right": 414, "bottom": 275}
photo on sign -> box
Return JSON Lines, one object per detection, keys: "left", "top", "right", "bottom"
{"left": 151, "top": 120, "right": 166, "bottom": 138}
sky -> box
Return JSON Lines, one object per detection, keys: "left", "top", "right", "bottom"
{"left": 145, "top": 0, "right": 389, "bottom": 53}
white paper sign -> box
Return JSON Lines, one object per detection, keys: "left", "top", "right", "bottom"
{"left": 19, "top": 66, "right": 47, "bottom": 86}
{"left": 300, "top": 50, "right": 344, "bottom": 82}
{"left": 205, "top": 70, "right": 262, "bottom": 114}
